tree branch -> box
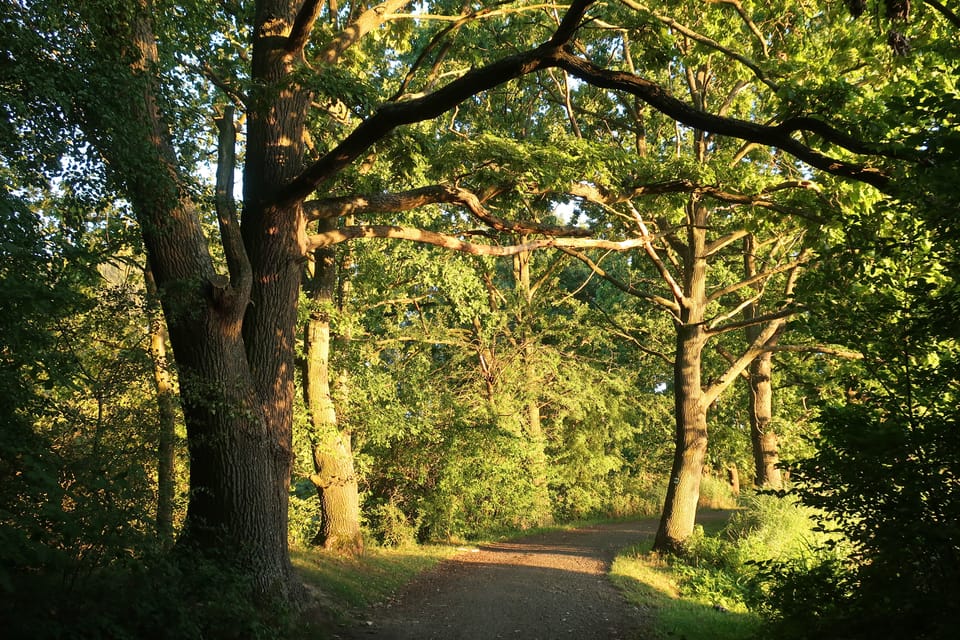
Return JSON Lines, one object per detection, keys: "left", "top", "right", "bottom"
{"left": 313, "top": 0, "right": 413, "bottom": 65}
{"left": 593, "top": 303, "right": 675, "bottom": 365}
{"left": 709, "top": 0, "right": 769, "bottom": 57}
{"left": 307, "top": 224, "right": 655, "bottom": 255}
{"left": 552, "top": 49, "right": 896, "bottom": 189}
{"left": 923, "top": 0, "right": 960, "bottom": 29}
{"left": 706, "top": 257, "right": 806, "bottom": 304}
{"left": 704, "top": 315, "right": 785, "bottom": 406}
{"left": 560, "top": 247, "right": 682, "bottom": 316}
{"left": 276, "top": 0, "right": 898, "bottom": 211}
{"left": 620, "top": 0, "right": 777, "bottom": 90}
{"left": 707, "top": 305, "right": 797, "bottom": 336}
{"left": 213, "top": 105, "right": 251, "bottom": 304}
{"left": 305, "top": 184, "right": 591, "bottom": 237}
{"left": 286, "top": 0, "right": 325, "bottom": 56}
{"left": 769, "top": 344, "right": 864, "bottom": 359}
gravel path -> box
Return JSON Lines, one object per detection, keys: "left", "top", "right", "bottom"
{"left": 339, "top": 519, "right": 663, "bottom": 640}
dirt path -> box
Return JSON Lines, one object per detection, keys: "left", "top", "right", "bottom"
{"left": 339, "top": 518, "right": 664, "bottom": 640}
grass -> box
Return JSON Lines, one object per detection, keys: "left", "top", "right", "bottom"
{"left": 611, "top": 542, "right": 763, "bottom": 640}
{"left": 288, "top": 508, "right": 781, "bottom": 640}
{"left": 290, "top": 542, "right": 462, "bottom": 638}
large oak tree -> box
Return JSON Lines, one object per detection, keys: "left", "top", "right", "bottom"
{"left": 7, "top": 0, "right": 908, "bottom": 600}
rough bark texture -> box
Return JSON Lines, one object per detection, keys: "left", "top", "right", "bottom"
{"left": 653, "top": 199, "right": 709, "bottom": 554}
{"left": 747, "top": 345, "right": 783, "bottom": 488}
{"left": 304, "top": 218, "right": 363, "bottom": 556}
{"left": 79, "top": 2, "right": 302, "bottom": 596}
{"left": 744, "top": 238, "right": 783, "bottom": 489}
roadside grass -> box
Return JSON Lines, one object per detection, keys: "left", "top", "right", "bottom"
{"left": 611, "top": 544, "right": 762, "bottom": 640}
{"left": 291, "top": 542, "right": 461, "bottom": 637}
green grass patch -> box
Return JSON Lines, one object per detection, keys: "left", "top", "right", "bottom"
{"left": 611, "top": 544, "right": 762, "bottom": 640}
{"left": 292, "top": 543, "right": 461, "bottom": 623}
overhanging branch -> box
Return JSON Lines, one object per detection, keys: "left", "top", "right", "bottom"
{"left": 305, "top": 184, "right": 592, "bottom": 237}
{"left": 307, "top": 224, "right": 655, "bottom": 255}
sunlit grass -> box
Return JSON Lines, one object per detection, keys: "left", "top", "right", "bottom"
{"left": 611, "top": 543, "right": 762, "bottom": 640}
{"left": 290, "top": 542, "right": 461, "bottom": 638}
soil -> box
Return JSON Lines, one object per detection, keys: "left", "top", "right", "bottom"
{"left": 336, "top": 517, "right": 670, "bottom": 640}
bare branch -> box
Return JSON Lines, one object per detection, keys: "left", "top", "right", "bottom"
{"left": 213, "top": 106, "right": 251, "bottom": 301}
{"left": 286, "top": 0, "right": 325, "bottom": 56}
{"left": 704, "top": 315, "right": 785, "bottom": 406}
{"left": 704, "top": 229, "right": 749, "bottom": 257}
{"left": 305, "top": 184, "right": 591, "bottom": 237}
{"left": 314, "top": 0, "right": 413, "bottom": 66}
{"left": 628, "top": 202, "right": 685, "bottom": 303}
{"left": 307, "top": 224, "right": 655, "bottom": 255}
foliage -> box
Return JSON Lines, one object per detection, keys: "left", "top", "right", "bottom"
{"left": 612, "top": 543, "right": 762, "bottom": 640}
{"left": 291, "top": 543, "right": 460, "bottom": 630}
{"left": 756, "top": 107, "right": 960, "bottom": 637}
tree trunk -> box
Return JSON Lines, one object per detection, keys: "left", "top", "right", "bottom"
{"left": 744, "top": 237, "right": 783, "bottom": 489}
{"left": 78, "top": 4, "right": 304, "bottom": 596}
{"left": 304, "top": 218, "right": 363, "bottom": 555}
{"left": 747, "top": 348, "right": 782, "bottom": 488}
{"left": 654, "top": 323, "right": 709, "bottom": 553}
{"left": 513, "top": 248, "right": 551, "bottom": 525}
{"left": 654, "top": 198, "right": 709, "bottom": 554}
{"left": 727, "top": 463, "right": 741, "bottom": 496}
{"left": 145, "top": 267, "right": 178, "bottom": 547}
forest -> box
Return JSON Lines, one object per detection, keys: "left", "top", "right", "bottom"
{"left": 1, "top": 0, "right": 958, "bottom": 638}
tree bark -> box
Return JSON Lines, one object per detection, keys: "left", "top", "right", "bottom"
{"left": 304, "top": 218, "right": 363, "bottom": 555}
{"left": 747, "top": 343, "right": 783, "bottom": 488}
{"left": 654, "top": 322, "right": 709, "bottom": 554}
{"left": 77, "top": 3, "right": 302, "bottom": 596}
{"left": 654, "top": 199, "right": 710, "bottom": 554}
{"left": 744, "top": 236, "right": 783, "bottom": 489}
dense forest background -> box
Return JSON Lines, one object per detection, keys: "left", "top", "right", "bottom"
{"left": 1, "top": 0, "right": 957, "bottom": 638}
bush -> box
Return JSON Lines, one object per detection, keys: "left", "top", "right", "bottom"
{"left": 658, "top": 492, "right": 825, "bottom": 614}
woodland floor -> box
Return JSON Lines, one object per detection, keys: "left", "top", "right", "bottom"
{"left": 334, "top": 513, "right": 729, "bottom": 640}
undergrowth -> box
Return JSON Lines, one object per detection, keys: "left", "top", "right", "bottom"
{"left": 612, "top": 492, "right": 835, "bottom": 639}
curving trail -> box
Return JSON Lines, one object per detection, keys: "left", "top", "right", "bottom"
{"left": 340, "top": 518, "right": 665, "bottom": 639}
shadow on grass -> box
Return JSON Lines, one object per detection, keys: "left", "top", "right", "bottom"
{"left": 611, "top": 547, "right": 762, "bottom": 640}
{"left": 290, "top": 544, "right": 460, "bottom": 637}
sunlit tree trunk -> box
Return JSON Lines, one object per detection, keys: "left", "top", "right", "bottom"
{"left": 744, "top": 237, "right": 783, "bottom": 489}
{"left": 746, "top": 343, "right": 782, "bottom": 488}
{"left": 654, "top": 198, "right": 710, "bottom": 554}
{"left": 304, "top": 217, "right": 363, "bottom": 555}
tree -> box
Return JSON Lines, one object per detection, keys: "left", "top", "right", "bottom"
{"left": 6, "top": 0, "right": 910, "bottom": 608}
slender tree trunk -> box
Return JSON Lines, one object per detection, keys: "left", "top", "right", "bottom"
{"left": 654, "top": 323, "right": 709, "bottom": 553}
{"left": 744, "top": 237, "right": 783, "bottom": 489}
{"left": 747, "top": 346, "right": 782, "bottom": 488}
{"left": 145, "top": 267, "right": 178, "bottom": 547}
{"left": 513, "top": 248, "right": 551, "bottom": 525}
{"left": 654, "top": 198, "right": 709, "bottom": 554}
{"left": 304, "top": 218, "right": 363, "bottom": 555}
